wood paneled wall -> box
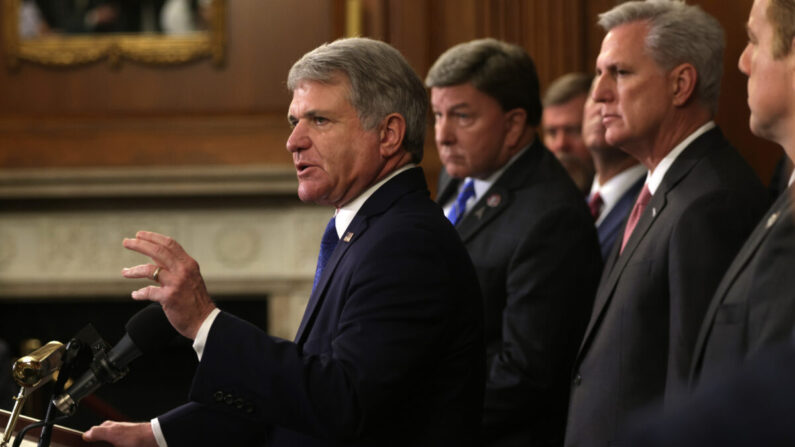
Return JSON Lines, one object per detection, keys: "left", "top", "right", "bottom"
{"left": 0, "top": 0, "right": 782, "bottom": 185}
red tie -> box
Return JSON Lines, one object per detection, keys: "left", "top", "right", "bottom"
{"left": 588, "top": 192, "right": 604, "bottom": 221}
{"left": 620, "top": 185, "right": 651, "bottom": 253}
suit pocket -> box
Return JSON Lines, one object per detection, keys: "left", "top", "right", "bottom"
{"left": 701, "top": 302, "right": 747, "bottom": 375}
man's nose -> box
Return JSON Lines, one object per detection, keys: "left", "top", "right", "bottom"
{"left": 592, "top": 74, "right": 613, "bottom": 103}
{"left": 547, "top": 130, "right": 568, "bottom": 153}
{"left": 286, "top": 122, "right": 309, "bottom": 153}
{"left": 435, "top": 116, "right": 455, "bottom": 146}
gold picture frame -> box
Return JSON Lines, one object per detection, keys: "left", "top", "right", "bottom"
{"left": 2, "top": 0, "right": 226, "bottom": 69}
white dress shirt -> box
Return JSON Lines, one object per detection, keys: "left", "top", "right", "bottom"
{"left": 590, "top": 164, "right": 647, "bottom": 226}
{"left": 645, "top": 121, "right": 716, "bottom": 195}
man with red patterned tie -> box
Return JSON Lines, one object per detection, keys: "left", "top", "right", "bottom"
{"left": 564, "top": 2, "right": 768, "bottom": 447}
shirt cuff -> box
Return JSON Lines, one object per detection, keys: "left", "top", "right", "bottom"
{"left": 151, "top": 418, "right": 168, "bottom": 447}
{"left": 192, "top": 308, "right": 221, "bottom": 361}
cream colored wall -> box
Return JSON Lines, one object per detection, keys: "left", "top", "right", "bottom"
{"left": 0, "top": 166, "right": 331, "bottom": 340}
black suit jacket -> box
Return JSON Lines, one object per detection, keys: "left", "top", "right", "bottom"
{"left": 564, "top": 128, "right": 767, "bottom": 447}
{"left": 159, "top": 167, "right": 486, "bottom": 446}
{"left": 625, "top": 334, "right": 795, "bottom": 446}
{"left": 438, "top": 140, "right": 603, "bottom": 447}
{"left": 690, "top": 188, "right": 795, "bottom": 386}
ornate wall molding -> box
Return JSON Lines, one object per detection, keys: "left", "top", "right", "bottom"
{"left": 0, "top": 165, "right": 298, "bottom": 198}
{"left": 0, "top": 165, "right": 329, "bottom": 340}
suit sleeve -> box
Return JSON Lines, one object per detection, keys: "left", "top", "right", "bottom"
{"left": 666, "top": 191, "right": 761, "bottom": 400}
{"left": 482, "top": 204, "right": 601, "bottom": 437}
{"left": 159, "top": 223, "right": 480, "bottom": 445}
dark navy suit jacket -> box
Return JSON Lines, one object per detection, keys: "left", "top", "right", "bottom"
{"left": 158, "top": 167, "right": 485, "bottom": 446}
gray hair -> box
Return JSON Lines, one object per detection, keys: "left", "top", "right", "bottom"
{"left": 425, "top": 38, "right": 542, "bottom": 126}
{"left": 598, "top": 0, "right": 725, "bottom": 115}
{"left": 287, "top": 37, "right": 428, "bottom": 163}
{"left": 543, "top": 72, "right": 593, "bottom": 107}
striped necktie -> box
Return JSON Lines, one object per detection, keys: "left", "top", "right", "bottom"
{"left": 447, "top": 179, "right": 476, "bottom": 225}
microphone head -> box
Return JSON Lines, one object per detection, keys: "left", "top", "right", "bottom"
{"left": 125, "top": 303, "right": 178, "bottom": 355}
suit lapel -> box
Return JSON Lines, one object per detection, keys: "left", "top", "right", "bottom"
{"left": 454, "top": 141, "right": 542, "bottom": 242}
{"left": 576, "top": 129, "right": 721, "bottom": 362}
{"left": 690, "top": 192, "right": 792, "bottom": 376}
{"left": 294, "top": 215, "right": 364, "bottom": 343}
{"left": 578, "top": 191, "right": 668, "bottom": 357}
{"left": 456, "top": 184, "right": 510, "bottom": 242}
{"left": 294, "top": 167, "right": 426, "bottom": 344}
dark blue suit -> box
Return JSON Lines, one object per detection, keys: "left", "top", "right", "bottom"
{"left": 158, "top": 167, "right": 485, "bottom": 446}
{"left": 592, "top": 175, "right": 646, "bottom": 260}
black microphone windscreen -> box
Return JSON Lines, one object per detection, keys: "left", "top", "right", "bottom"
{"left": 124, "top": 303, "right": 178, "bottom": 355}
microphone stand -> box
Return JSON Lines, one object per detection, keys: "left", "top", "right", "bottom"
{"left": 35, "top": 339, "right": 81, "bottom": 447}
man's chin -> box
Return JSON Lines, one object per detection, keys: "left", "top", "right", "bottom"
{"left": 297, "top": 186, "right": 328, "bottom": 205}
{"left": 443, "top": 165, "right": 471, "bottom": 179}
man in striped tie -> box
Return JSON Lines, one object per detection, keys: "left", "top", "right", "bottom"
{"left": 428, "top": 38, "right": 603, "bottom": 446}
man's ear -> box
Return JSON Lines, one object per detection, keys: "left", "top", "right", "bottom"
{"left": 670, "top": 62, "right": 698, "bottom": 107}
{"left": 379, "top": 113, "right": 406, "bottom": 158}
{"left": 504, "top": 108, "right": 528, "bottom": 148}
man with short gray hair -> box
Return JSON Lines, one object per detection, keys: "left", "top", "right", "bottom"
{"left": 83, "top": 37, "right": 485, "bottom": 447}
{"left": 427, "top": 38, "right": 602, "bottom": 446}
{"left": 565, "top": 2, "right": 767, "bottom": 446}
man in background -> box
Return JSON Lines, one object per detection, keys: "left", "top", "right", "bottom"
{"left": 582, "top": 89, "right": 646, "bottom": 259}
{"left": 565, "top": 2, "right": 767, "bottom": 446}
{"left": 83, "top": 37, "right": 485, "bottom": 447}
{"left": 427, "top": 38, "right": 602, "bottom": 446}
{"left": 542, "top": 72, "right": 595, "bottom": 194}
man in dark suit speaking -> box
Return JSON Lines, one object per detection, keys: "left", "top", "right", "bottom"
{"left": 564, "top": 2, "right": 768, "bottom": 446}
{"left": 427, "top": 38, "right": 602, "bottom": 446}
{"left": 83, "top": 37, "right": 485, "bottom": 446}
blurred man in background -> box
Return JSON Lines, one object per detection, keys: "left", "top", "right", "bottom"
{"left": 543, "top": 72, "right": 595, "bottom": 194}
{"left": 582, "top": 87, "right": 645, "bottom": 259}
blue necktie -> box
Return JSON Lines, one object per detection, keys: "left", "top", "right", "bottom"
{"left": 313, "top": 216, "right": 339, "bottom": 292}
{"left": 446, "top": 179, "right": 475, "bottom": 225}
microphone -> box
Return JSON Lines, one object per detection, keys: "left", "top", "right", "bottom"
{"left": 2, "top": 341, "right": 66, "bottom": 447}
{"left": 53, "top": 303, "right": 178, "bottom": 415}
